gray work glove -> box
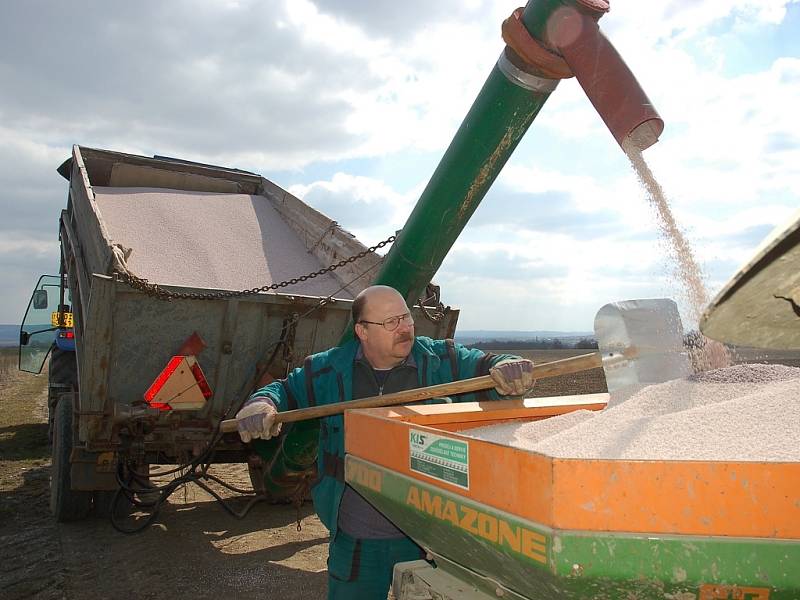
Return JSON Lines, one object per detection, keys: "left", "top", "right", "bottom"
{"left": 235, "top": 399, "right": 282, "bottom": 443}
{"left": 489, "top": 359, "right": 535, "bottom": 396}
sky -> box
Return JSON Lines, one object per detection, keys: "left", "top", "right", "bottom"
{"left": 1, "top": 0, "right": 798, "bottom": 332}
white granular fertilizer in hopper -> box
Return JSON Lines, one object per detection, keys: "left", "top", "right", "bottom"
{"left": 94, "top": 187, "right": 352, "bottom": 298}
{"left": 465, "top": 364, "right": 800, "bottom": 461}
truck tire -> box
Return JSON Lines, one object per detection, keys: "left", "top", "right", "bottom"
{"left": 50, "top": 392, "right": 92, "bottom": 521}
{"left": 47, "top": 347, "right": 77, "bottom": 443}
{"left": 49, "top": 346, "right": 78, "bottom": 385}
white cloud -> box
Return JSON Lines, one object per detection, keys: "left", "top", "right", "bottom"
{"left": 289, "top": 172, "right": 413, "bottom": 245}
{"left": 0, "top": 0, "right": 798, "bottom": 333}
{"left": 605, "top": 0, "right": 796, "bottom": 43}
{"left": 0, "top": 235, "right": 57, "bottom": 256}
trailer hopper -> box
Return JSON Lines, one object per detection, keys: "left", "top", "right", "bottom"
{"left": 18, "top": 145, "right": 458, "bottom": 520}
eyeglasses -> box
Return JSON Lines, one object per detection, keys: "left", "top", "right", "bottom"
{"left": 359, "top": 313, "right": 415, "bottom": 332}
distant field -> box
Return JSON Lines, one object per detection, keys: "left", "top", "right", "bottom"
{"left": 2, "top": 344, "right": 797, "bottom": 396}
{"left": 0, "top": 324, "right": 18, "bottom": 347}
{"left": 0, "top": 346, "right": 18, "bottom": 383}
{"left": 730, "top": 346, "right": 800, "bottom": 367}
{"left": 494, "top": 346, "right": 800, "bottom": 398}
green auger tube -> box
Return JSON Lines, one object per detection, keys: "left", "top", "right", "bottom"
{"left": 255, "top": 0, "right": 606, "bottom": 501}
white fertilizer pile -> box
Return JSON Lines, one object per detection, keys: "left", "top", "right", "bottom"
{"left": 465, "top": 364, "right": 800, "bottom": 461}
{"left": 94, "top": 187, "right": 352, "bottom": 298}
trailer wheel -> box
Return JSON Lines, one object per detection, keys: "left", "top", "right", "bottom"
{"left": 50, "top": 392, "right": 92, "bottom": 521}
{"left": 47, "top": 347, "right": 77, "bottom": 443}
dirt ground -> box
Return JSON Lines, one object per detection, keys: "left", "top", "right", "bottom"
{"left": 1, "top": 350, "right": 330, "bottom": 600}
{"left": 2, "top": 345, "right": 797, "bottom": 599}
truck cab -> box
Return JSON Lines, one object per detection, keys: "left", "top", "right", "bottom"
{"left": 19, "top": 274, "right": 75, "bottom": 373}
{"left": 20, "top": 275, "right": 77, "bottom": 443}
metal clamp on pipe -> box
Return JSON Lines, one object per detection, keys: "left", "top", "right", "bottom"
{"left": 501, "top": 6, "right": 573, "bottom": 80}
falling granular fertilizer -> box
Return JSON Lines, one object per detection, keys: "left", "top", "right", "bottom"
{"left": 623, "top": 141, "right": 729, "bottom": 371}
{"left": 465, "top": 364, "right": 800, "bottom": 461}
{"left": 94, "top": 187, "right": 352, "bottom": 298}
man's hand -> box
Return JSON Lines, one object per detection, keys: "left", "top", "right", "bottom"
{"left": 489, "top": 359, "right": 535, "bottom": 396}
{"left": 235, "top": 399, "right": 282, "bottom": 443}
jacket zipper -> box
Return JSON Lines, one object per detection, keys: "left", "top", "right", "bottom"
{"left": 377, "top": 365, "right": 412, "bottom": 396}
{"left": 362, "top": 361, "right": 417, "bottom": 398}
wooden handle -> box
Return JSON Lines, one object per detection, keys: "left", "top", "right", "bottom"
{"left": 220, "top": 352, "right": 601, "bottom": 433}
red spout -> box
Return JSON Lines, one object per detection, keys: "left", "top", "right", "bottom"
{"left": 549, "top": 5, "right": 664, "bottom": 151}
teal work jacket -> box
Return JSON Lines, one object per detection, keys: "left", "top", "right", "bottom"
{"left": 249, "top": 336, "right": 515, "bottom": 537}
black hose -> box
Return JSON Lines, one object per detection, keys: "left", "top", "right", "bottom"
{"left": 109, "top": 460, "right": 266, "bottom": 534}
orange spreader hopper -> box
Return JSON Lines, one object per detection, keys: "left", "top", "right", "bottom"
{"left": 344, "top": 396, "right": 799, "bottom": 600}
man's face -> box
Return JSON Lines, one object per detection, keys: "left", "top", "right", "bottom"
{"left": 355, "top": 290, "right": 415, "bottom": 368}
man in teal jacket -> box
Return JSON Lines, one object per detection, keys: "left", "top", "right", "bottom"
{"left": 235, "top": 285, "right": 535, "bottom": 599}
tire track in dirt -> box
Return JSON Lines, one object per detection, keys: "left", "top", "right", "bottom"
{"left": 3, "top": 358, "right": 331, "bottom": 599}
{"left": 56, "top": 473, "right": 330, "bottom": 599}
{"left": 2, "top": 359, "right": 332, "bottom": 599}
{"left": 1, "top": 383, "right": 67, "bottom": 600}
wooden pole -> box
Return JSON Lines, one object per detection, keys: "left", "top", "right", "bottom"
{"left": 220, "top": 352, "right": 601, "bottom": 432}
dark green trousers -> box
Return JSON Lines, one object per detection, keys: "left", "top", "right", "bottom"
{"left": 327, "top": 530, "right": 424, "bottom": 599}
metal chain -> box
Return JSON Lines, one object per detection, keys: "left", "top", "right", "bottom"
{"left": 116, "top": 234, "right": 396, "bottom": 301}
{"left": 292, "top": 473, "right": 314, "bottom": 532}
{"left": 418, "top": 302, "right": 448, "bottom": 323}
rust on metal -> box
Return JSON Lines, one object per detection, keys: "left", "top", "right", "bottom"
{"left": 502, "top": 7, "right": 573, "bottom": 79}
{"left": 458, "top": 125, "right": 518, "bottom": 223}
{"left": 177, "top": 331, "right": 207, "bottom": 356}
{"left": 87, "top": 416, "right": 104, "bottom": 439}
{"left": 699, "top": 584, "right": 771, "bottom": 599}
{"left": 575, "top": 0, "right": 609, "bottom": 15}
{"left": 457, "top": 112, "right": 535, "bottom": 225}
